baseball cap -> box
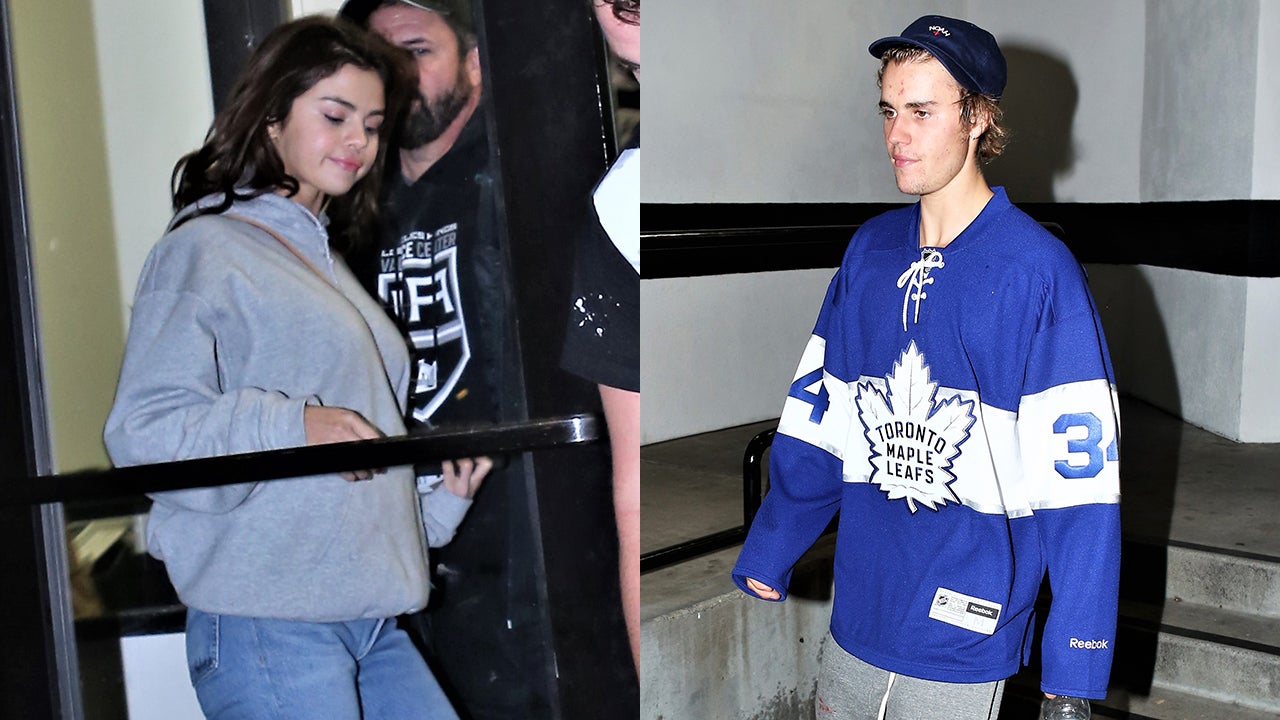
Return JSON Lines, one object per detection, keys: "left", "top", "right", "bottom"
{"left": 338, "top": 0, "right": 470, "bottom": 30}
{"left": 868, "top": 15, "right": 1007, "bottom": 99}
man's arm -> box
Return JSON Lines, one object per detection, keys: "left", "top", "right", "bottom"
{"left": 600, "top": 384, "right": 639, "bottom": 669}
{"left": 1020, "top": 297, "right": 1121, "bottom": 699}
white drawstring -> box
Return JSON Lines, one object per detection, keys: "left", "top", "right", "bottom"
{"left": 876, "top": 671, "right": 897, "bottom": 720}
{"left": 895, "top": 249, "right": 945, "bottom": 331}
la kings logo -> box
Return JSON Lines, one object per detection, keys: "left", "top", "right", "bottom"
{"left": 376, "top": 223, "right": 470, "bottom": 424}
{"left": 856, "top": 341, "right": 975, "bottom": 513}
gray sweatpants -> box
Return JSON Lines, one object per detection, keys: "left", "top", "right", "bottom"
{"left": 816, "top": 633, "right": 1005, "bottom": 720}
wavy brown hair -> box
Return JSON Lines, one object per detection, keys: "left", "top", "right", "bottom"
{"left": 171, "top": 15, "right": 407, "bottom": 254}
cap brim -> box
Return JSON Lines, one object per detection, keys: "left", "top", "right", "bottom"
{"left": 867, "top": 35, "right": 919, "bottom": 59}
{"left": 338, "top": 0, "right": 378, "bottom": 23}
{"left": 338, "top": 0, "right": 445, "bottom": 24}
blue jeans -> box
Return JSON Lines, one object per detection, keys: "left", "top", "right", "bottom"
{"left": 185, "top": 609, "right": 458, "bottom": 720}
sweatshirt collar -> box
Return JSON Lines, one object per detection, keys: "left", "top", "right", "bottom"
{"left": 180, "top": 190, "right": 336, "bottom": 276}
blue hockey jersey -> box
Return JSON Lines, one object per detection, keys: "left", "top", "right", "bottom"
{"left": 731, "top": 187, "right": 1120, "bottom": 699}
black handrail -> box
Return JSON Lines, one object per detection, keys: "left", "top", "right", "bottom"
{"left": 2, "top": 414, "right": 598, "bottom": 508}
{"left": 637, "top": 527, "right": 747, "bottom": 574}
{"left": 742, "top": 427, "right": 774, "bottom": 528}
{"left": 640, "top": 427, "right": 775, "bottom": 574}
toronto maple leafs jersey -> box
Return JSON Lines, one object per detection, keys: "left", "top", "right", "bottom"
{"left": 731, "top": 187, "right": 1120, "bottom": 699}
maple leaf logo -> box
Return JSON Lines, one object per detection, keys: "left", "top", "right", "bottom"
{"left": 855, "top": 341, "right": 975, "bottom": 513}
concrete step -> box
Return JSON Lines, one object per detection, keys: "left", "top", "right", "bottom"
{"left": 1007, "top": 540, "right": 1280, "bottom": 717}
{"left": 1011, "top": 596, "right": 1280, "bottom": 716}
{"left": 1120, "top": 539, "right": 1280, "bottom": 618}
{"left": 1113, "top": 540, "right": 1280, "bottom": 713}
{"left": 1164, "top": 544, "right": 1280, "bottom": 618}
{"left": 1118, "top": 599, "right": 1280, "bottom": 715}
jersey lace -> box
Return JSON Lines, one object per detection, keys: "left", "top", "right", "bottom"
{"left": 896, "top": 248, "right": 945, "bottom": 331}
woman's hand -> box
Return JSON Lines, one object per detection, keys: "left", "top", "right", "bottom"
{"left": 304, "top": 406, "right": 385, "bottom": 481}
{"left": 442, "top": 457, "right": 494, "bottom": 498}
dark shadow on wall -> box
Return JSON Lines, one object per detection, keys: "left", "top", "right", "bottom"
{"left": 984, "top": 45, "right": 1078, "bottom": 204}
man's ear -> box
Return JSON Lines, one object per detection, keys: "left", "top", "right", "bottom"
{"left": 968, "top": 109, "right": 990, "bottom": 141}
{"left": 466, "top": 45, "right": 482, "bottom": 88}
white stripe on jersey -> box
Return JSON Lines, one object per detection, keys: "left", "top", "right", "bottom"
{"left": 777, "top": 335, "right": 849, "bottom": 462}
{"left": 1019, "top": 379, "right": 1121, "bottom": 510}
{"left": 838, "top": 379, "right": 1118, "bottom": 517}
{"left": 778, "top": 338, "right": 1120, "bottom": 518}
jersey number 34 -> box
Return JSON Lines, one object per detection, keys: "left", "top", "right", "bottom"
{"left": 1053, "top": 412, "right": 1118, "bottom": 479}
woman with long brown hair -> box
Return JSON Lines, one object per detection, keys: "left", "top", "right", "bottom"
{"left": 105, "top": 16, "right": 484, "bottom": 719}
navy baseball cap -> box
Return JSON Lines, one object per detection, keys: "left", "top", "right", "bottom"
{"left": 338, "top": 0, "right": 469, "bottom": 29}
{"left": 868, "top": 15, "right": 1007, "bottom": 99}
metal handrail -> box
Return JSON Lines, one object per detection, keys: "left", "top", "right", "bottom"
{"left": 741, "top": 427, "right": 774, "bottom": 528}
{"left": 1, "top": 415, "right": 598, "bottom": 508}
{"left": 640, "top": 427, "right": 775, "bottom": 574}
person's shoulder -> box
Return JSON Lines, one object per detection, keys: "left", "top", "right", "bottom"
{"left": 995, "top": 200, "right": 1079, "bottom": 269}
{"left": 159, "top": 213, "right": 257, "bottom": 255}
{"left": 848, "top": 203, "right": 915, "bottom": 248}
{"left": 860, "top": 203, "right": 916, "bottom": 232}
{"left": 836, "top": 204, "right": 914, "bottom": 265}
{"left": 141, "top": 214, "right": 260, "bottom": 289}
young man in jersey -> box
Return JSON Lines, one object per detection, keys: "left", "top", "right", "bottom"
{"left": 337, "top": 2, "right": 536, "bottom": 717}
{"left": 732, "top": 15, "right": 1119, "bottom": 719}
{"left": 562, "top": 0, "right": 640, "bottom": 671}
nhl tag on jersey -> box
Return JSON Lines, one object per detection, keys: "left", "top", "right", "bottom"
{"left": 928, "top": 586, "right": 1001, "bottom": 635}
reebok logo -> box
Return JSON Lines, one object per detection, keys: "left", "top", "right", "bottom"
{"left": 965, "top": 602, "right": 999, "bottom": 620}
{"left": 1069, "top": 637, "right": 1109, "bottom": 650}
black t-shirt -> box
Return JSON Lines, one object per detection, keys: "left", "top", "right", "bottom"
{"left": 561, "top": 133, "right": 640, "bottom": 392}
{"left": 353, "top": 112, "right": 508, "bottom": 428}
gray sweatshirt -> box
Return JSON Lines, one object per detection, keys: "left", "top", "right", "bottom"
{"left": 104, "top": 192, "right": 470, "bottom": 622}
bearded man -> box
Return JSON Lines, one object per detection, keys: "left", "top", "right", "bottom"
{"left": 339, "top": 2, "right": 533, "bottom": 718}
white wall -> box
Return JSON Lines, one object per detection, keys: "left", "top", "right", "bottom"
{"left": 100, "top": 1, "right": 352, "bottom": 331}
{"left": 1140, "top": 1, "right": 1258, "bottom": 201}
{"left": 645, "top": 0, "right": 1153, "bottom": 205}
{"left": 641, "top": 269, "right": 835, "bottom": 444}
{"left": 645, "top": 2, "right": 889, "bottom": 204}
{"left": 1241, "top": 278, "right": 1280, "bottom": 442}
{"left": 87, "top": 4, "right": 215, "bottom": 717}
{"left": 11, "top": 0, "right": 127, "bottom": 471}
{"left": 1254, "top": 0, "right": 1280, "bottom": 199}
{"left": 121, "top": 634, "right": 203, "bottom": 719}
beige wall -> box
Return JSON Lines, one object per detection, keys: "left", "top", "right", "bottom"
{"left": 10, "top": 0, "right": 212, "bottom": 472}
{"left": 11, "top": 0, "right": 123, "bottom": 472}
